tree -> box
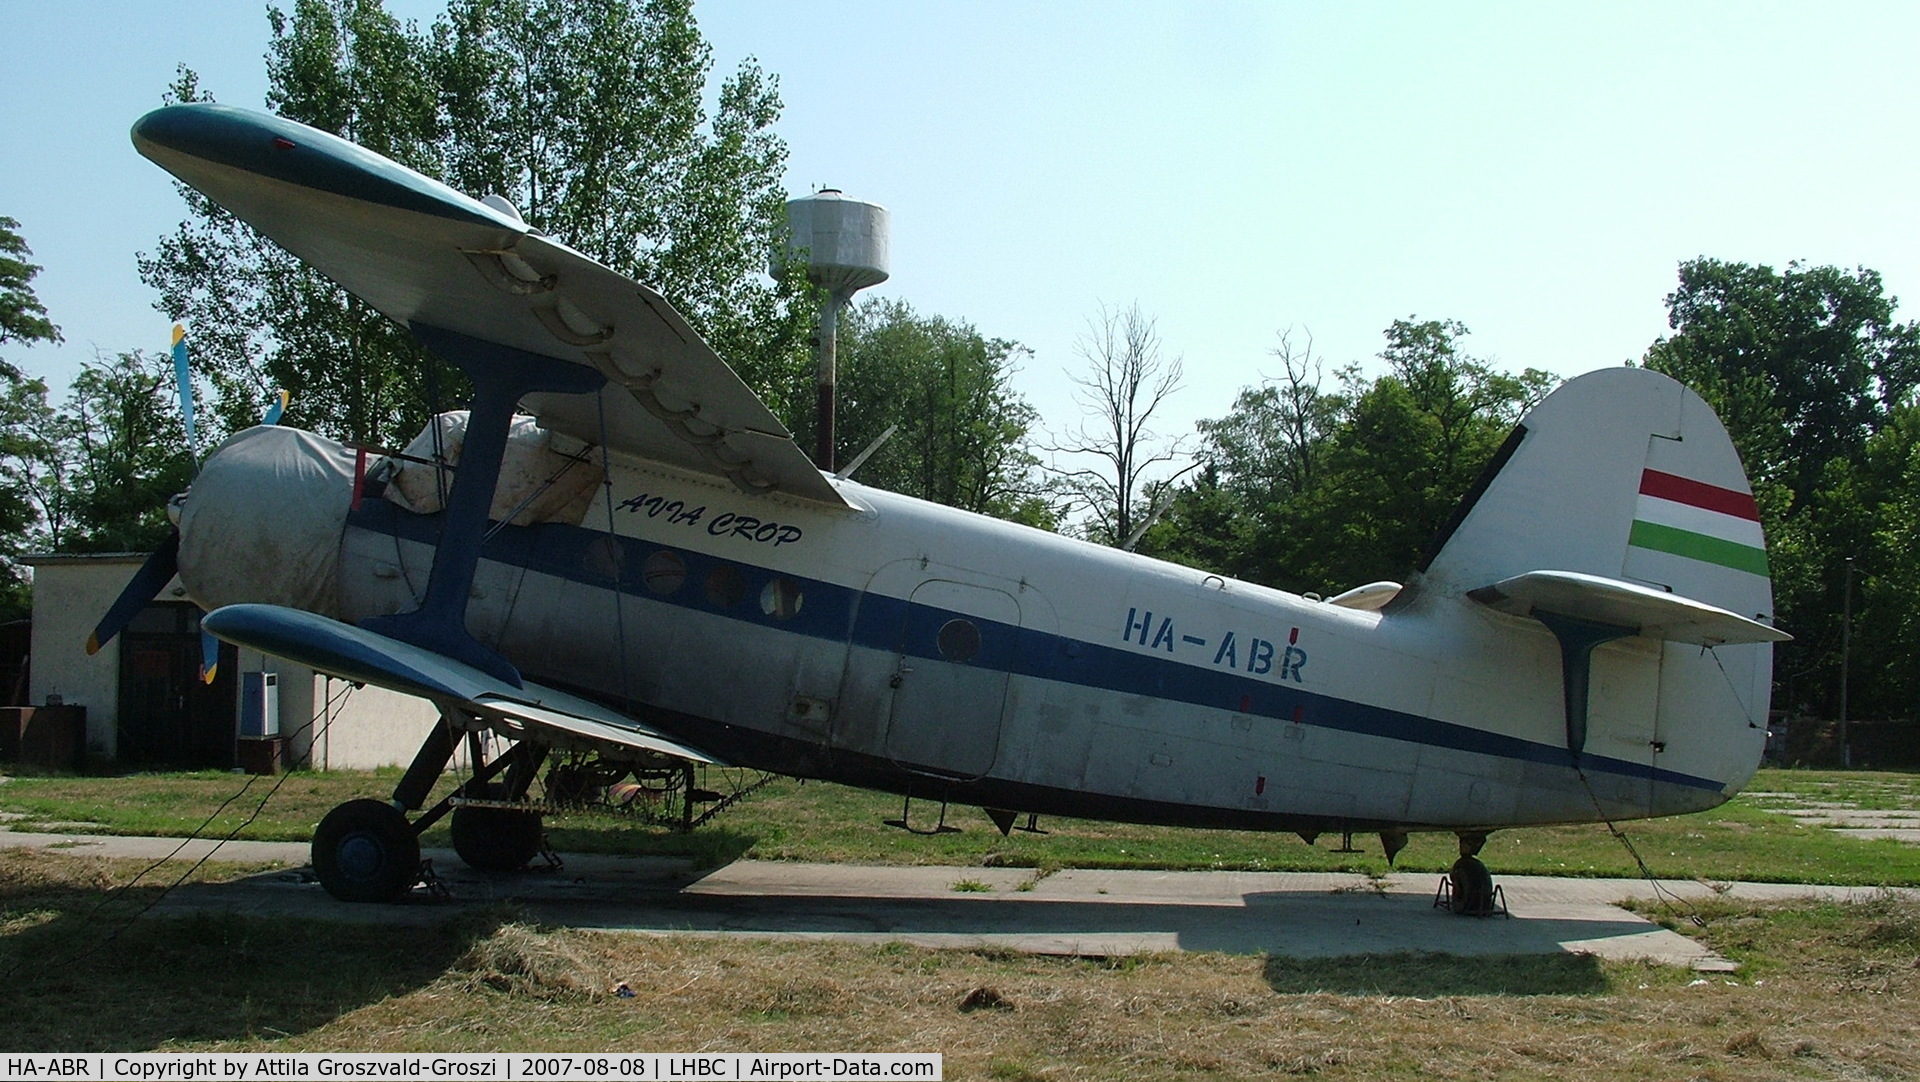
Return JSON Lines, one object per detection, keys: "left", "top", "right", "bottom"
{"left": 0, "top": 216, "right": 64, "bottom": 620}
{"left": 1142, "top": 317, "right": 1548, "bottom": 596}
{"left": 141, "top": 0, "right": 813, "bottom": 448}
{"left": 1644, "top": 259, "right": 1920, "bottom": 726}
{"left": 827, "top": 298, "right": 1050, "bottom": 524}
{"left": 58, "top": 351, "right": 196, "bottom": 555}
{"left": 1308, "top": 318, "right": 1550, "bottom": 586}
{"left": 1646, "top": 258, "right": 1920, "bottom": 508}
{"left": 1143, "top": 328, "right": 1339, "bottom": 582}
{"left": 1044, "top": 303, "right": 1193, "bottom": 546}
{"left": 429, "top": 0, "right": 811, "bottom": 408}
{"left": 1, "top": 216, "right": 61, "bottom": 359}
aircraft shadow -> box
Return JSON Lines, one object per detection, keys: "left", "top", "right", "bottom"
{"left": 516, "top": 881, "right": 1667, "bottom": 982}
{"left": 111, "top": 860, "right": 1672, "bottom": 1005}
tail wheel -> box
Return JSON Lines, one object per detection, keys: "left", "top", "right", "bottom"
{"left": 1448, "top": 855, "right": 1495, "bottom": 915}
{"left": 313, "top": 799, "right": 420, "bottom": 902}
{"left": 451, "top": 784, "right": 544, "bottom": 873}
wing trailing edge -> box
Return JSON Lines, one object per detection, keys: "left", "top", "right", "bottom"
{"left": 200, "top": 603, "right": 723, "bottom": 764}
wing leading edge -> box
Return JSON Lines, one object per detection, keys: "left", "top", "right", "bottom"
{"left": 132, "top": 102, "right": 847, "bottom": 508}
{"left": 201, "top": 603, "right": 723, "bottom": 765}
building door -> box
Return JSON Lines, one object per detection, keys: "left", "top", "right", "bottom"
{"left": 117, "top": 603, "right": 237, "bottom": 769}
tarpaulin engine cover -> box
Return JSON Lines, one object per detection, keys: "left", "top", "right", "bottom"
{"left": 177, "top": 425, "right": 358, "bottom": 617}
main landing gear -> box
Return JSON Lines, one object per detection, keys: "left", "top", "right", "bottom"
{"left": 311, "top": 717, "right": 549, "bottom": 902}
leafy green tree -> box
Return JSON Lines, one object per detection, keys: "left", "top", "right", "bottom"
{"left": 1, "top": 217, "right": 61, "bottom": 358}
{"left": 1308, "top": 318, "right": 1550, "bottom": 587}
{"left": 1646, "top": 258, "right": 1919, "bottom": 507}
{"left": 1142, "top": 328, "right": 1338, "bottom": 581}
{"left": 1143, "top": 318, "right": 1548, "bottom": 597}
{"left": 0, "top": 216, "right": 64, "bottom": 619}
{"left": 141, "top": 0, "right": 812, "bottom": 448}
{"left": 58, "top": 351, "right": 197, "bottom": 555}
{"left": 430, "top": 0, "right": 811, "bottom": 409}
{"left": 827, "top": 297, "right": 1050, "bottom": 524}
{"left": 1644, "top": 259, "right": 1920, "bottom": 726}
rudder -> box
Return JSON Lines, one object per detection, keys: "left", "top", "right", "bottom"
{"left": 1416, "top": 366, "right": 1776, "bottom": 632}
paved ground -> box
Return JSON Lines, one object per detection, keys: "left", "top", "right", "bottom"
{"left": 1775, "top": 808, "right": 1920, "bottom": 843}
{"left": 1744, "top": 789, "right": 1920, "bottom": 843}
{"left": 4, "top": 829, "right": 1905, "bottom": 970}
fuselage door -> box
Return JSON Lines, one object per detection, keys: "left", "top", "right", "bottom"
{"left": 883, "top": 579, "right": 1021, "bottom": 780}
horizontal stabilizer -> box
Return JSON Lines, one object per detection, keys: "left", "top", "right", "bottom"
{"left": 201, "top": 603, "right": 723, "bottom": 763}
{"left": 1468, "top": 570, "right": 1791, "bottom": 646}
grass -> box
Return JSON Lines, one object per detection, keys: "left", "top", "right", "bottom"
{"left": 5, "top": 766, "right": 1920, "bottom": 887}
{"left": 2, "top": 847, "right": 1917, "bottom": 1078}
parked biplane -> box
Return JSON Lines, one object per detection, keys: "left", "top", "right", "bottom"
{"left": 97, "top": 103, "right": 1787, "bottom": 904}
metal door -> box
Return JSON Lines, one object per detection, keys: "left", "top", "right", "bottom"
{"left": 883, "top": 580, "right": 1020, "bottom": 779}
{"left": 117, "top": 603, "right": 237, "bottom": 768}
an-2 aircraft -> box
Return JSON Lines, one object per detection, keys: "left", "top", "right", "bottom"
{"left": 99, "top": 103, "right": 1788, "bottom": 905}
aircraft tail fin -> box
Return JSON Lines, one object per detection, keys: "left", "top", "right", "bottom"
{"left": 1415, "top": 366, "right": 1778, "bottom": 639}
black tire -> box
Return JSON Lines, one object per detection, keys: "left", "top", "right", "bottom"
{"left": 313, "top": 799, "right": 420, "bottom": 903}
{"left": 1449, "top": 855, "right": 1495, "bottom": 915}
{"left": 451, "top": 785, "right": 544, "bottom": 873}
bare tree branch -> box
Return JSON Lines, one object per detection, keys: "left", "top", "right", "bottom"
{"left": 1040, "top": 302, "right": 1191, "bottom": 545}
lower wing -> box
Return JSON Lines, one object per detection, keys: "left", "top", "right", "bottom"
{"left": 201, "top": 603, "right": 722, "bottom": 765}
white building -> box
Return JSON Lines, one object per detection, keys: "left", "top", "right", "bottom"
{"left": 24, "top": 553, "right": 439, "bottom": 770}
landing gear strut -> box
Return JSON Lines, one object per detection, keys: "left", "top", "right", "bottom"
{"left": 310, "top": 716, "right": 548, "bottom": 902}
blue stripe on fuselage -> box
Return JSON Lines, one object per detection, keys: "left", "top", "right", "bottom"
{"left": 349, "top": 500, "right": 1726, "bottom": 794}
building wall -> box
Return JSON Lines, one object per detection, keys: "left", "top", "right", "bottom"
{"left": 26, "top": 557, "right": 146, "bottom": 758}
{"left": 30, "top": 556, "right": 445, "bottom": 770}
{"left": 304, "top": 674, "right": 445, "bottom": 770}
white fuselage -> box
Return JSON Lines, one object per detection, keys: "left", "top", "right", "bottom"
{"left": 294, "top": 446, "right": 1765, "bottom": 835}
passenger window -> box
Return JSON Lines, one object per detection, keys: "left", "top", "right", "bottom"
{"left": 642, "top": 550, "right": 686, "bottom": 595}
{"left": 760, "top": 578, "right": 803, "bottom": 619}
{"left": 937, "top": 618, "right": 982, "bottom": 662}
{"left": 704, "top": 564, "right": 745, "bottom": 607}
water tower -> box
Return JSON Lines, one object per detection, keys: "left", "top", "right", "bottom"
{"left": 777, "top": 189, "right": 890, "bottom": 472}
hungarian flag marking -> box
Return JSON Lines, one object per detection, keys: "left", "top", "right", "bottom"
{"left": 1628, "top": 469, "right": 1768, "bottom": 576}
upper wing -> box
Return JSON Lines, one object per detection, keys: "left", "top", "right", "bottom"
{"left": 202, "top": 603, "right": 723, "bottom": 764}
{"left": 132, "top": 103, "right": 845, "bottom": 507}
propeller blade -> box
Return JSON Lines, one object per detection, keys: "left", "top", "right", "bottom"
{"left": 199, "top": 627, "right": 220, "bottom": 684}
{"left": 86, "top": 530, "right": 181, "bottom": 655}
{"left": 261, "top": 389, "right": 288, "bottom": 426}
{"left": 171, "top": 324, "right": 197, "bottom": 457}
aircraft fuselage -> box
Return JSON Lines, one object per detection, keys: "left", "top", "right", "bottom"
{"left": 319, "top": 448, "right": 1762, "bottom": 837}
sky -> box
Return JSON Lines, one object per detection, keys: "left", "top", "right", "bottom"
{"left": 4, "top": 1, "right": 1918, "bottom": 454}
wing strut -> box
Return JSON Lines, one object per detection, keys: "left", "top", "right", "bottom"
{"left": 361, "top": 323, "right": 605, "bottom": 686}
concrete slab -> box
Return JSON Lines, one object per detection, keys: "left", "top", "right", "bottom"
{"left": 0, "top": 829, "right": 312, "bottom": 865}
{"left": 5, "top": 830, "right": 1908, "bottom": 969}
{"left": 1833, "top": 827, "right": 1920, "bottom": 843}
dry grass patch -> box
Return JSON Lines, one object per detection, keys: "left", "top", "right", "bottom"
{"left": 4, "top": 848, "right": 1920, "bottom": 1079}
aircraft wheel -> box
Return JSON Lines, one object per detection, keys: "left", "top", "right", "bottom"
{"left": 313, "top": 799, "right": 421, "bottom": 902}
{"left": 1448, "top": 855, "right": 1495, "bottom": 915}
{"left": 451, "top": 786, "right": 545, "bottom": 873}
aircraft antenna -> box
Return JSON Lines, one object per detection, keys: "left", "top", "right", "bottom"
{"left": 773, "top": 188, "right": 890, "bottom": 472}
{"left": 836, "top": 423, "right": 899, "bottom": 481}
